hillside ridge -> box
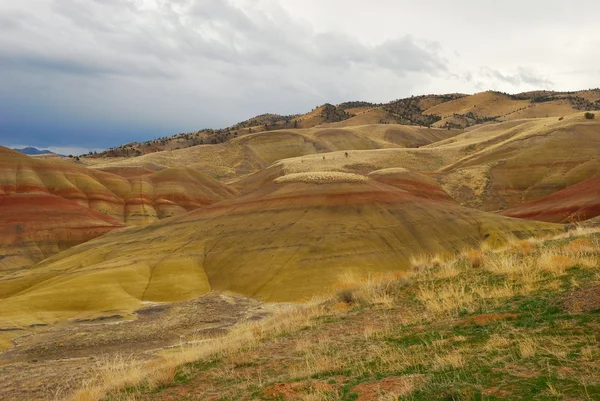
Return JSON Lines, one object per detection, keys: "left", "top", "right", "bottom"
{"left": 88, "top": 89, "right": 600, "bottom": 159}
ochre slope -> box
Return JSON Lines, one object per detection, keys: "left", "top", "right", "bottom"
{"left": 424, "top": 91, "right": 530, "bottom": 119}
{"left": 84, "top": 125, "right": 463, "bottom": 179}
{"left": 323, "top": 108, "right": 397, "bottom": 126}
{"left": 501, "top": 174, "right": 600, "bottom": 223}
{"left": 0, "top": 195, "right": 125, "bottom": 271}
{"left": 499, "top": 99, "right": 578, "bottom": 121}
{"left": 0, "top": 173, "right": 560, "bottom": 327}
{"left": 233, "top": 145, "right": 463, "bottom": 196}
{"left": 432, "top": 113, "right": 600, "bottom": 211}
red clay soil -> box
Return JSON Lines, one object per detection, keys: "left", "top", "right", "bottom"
{"left": 561, "top": 284, "right": 600, "bottom": 313}
{"left": 262, "top": 381, "right": 337, "bottom": 400}
{"left": 456, "top": 313, "right": 518, "bottom": 327}
{"left": 351, "top": 376, "right": 424, "bottom": 400}
{"left": 502, "top": 174, "right": 600, "bottom": 223}
{"left": 369, "top": 176, "right": 454, "bottom": 201}
{"left": 0, "top": 195, "right": 124, "bottom": 240}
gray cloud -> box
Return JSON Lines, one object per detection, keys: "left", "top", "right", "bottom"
{"left": 0, "top": 0, "right": 598, "bottom": 150}
{"left": 477, "top": 67, "right": 554, "bottom": 89}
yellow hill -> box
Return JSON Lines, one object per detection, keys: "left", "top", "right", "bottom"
{"left": 0, "top": 147, "right": 236, "bottom": 267}
{"left": 84, "top": 125, "right": 464, "bottom": 180}
{"left": 500, "top": 99, "right": 578, "bottom": 121}
{"left": 0, "top": 173, "right": 560, "bottom": 328}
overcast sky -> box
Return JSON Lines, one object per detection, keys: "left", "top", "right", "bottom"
{"left": 1, "top": 0, "right": 599, "bottom": 154}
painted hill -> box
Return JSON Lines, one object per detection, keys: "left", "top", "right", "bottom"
{"left": 431, "top": 113, "right": 600, "bottom": 211}
{"left": 0, "top": 89, "right": 599, "bottom": 400}
{"left": 0, "top": 147, "right": 236, "bottom": 267}
{"left": 0, "top": 195, "right": 125, "bottom": 271}
{"left": 501, "top": 173, "right": 600, "bottom": 223}
{"left": 0, "top": 147, "right": 235, "bottom": 224}
{"left": 85, "top": 113, "right": 600, "bottom": 216}
{"left": 367, "top": 168, "right": 454, "bottom": 201}
{"left": 0, "top": 172, "right": 560, "bottom": 328}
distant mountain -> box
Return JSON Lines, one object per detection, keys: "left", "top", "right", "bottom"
{"left": 13, "top": 147, "right": 60, "bottom": 156}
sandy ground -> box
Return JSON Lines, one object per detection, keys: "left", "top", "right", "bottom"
{"left": 0, "top": 293, "right": 274, "bottom": 400}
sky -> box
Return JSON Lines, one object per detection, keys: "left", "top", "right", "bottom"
{"left": 1, "top": 0, "right": 599, "bottom": 155}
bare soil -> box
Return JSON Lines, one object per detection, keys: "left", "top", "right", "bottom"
{"left": 0, "top": 293, "right": 270, "bottom": 400}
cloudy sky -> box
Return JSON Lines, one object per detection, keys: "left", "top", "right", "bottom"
{"left": 1, "top": 0, "right": 599, "bottom": 154}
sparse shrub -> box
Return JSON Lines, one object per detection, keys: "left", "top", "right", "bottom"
{"left": 537, "top": 250, "right": 575, "bottom": 276}
{"left": 564, "top": 238, "right": 596, "bottom": 255}
{"left": 517, "top": 239, "right": 536, "bottom": 256}
{"left": 464, "top": 250, "right": 484, "bottom": 268}
{"left": 390, "top": 276, "right": 413, "bottom": 291}
{"left": 146, "top": 362, "right": 176, "bottom": 388}
{"left": 337, "top": 288, "right": 356, "bottom": 304}
{"left": 410, "top": 254, "right": 445, "bottom": 273}
{"left": 584, "top": 112, "right": 595, "bottom": 119}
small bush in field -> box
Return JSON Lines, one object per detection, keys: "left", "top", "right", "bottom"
{"left": 337, "top": 288, "right": 356, "bottom": 304}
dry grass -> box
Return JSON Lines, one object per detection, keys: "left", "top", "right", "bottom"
{"left": 413, "top": 232, "right": 600, "bottom": 317}
{"left": 483, "top": 334, "right": 512, "bottom": 351}
{"left": 333, "top": 270, "right": 410, "bottom": 309}
{"left": 65, "top": 231, "right": 600, "bottom": 400}
{"left": 65, "top": 302, "right": 326, "bottom": 401}
{"left": 464, "top": 249, "right": 484, "bottom": 268}
{"left": 274, "top": 171, "right": 369, "bottom": 184}
{"left": 517, "top": 335, "right": 539, "bottom": 359}
{"left": 432, "top": 350, "right": 465, "bottom": 370}
{"left": 144, "top": 360, "right": 177, "bottom": 388}
{"left": 517, "top": 238, "right": 537, "bottom": 256}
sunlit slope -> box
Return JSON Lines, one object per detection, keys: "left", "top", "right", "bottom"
{"left": 0, "top": 195, "right": 124, "bottom": 271}
{"left": 0, "top": 173, "right": 560, "bottom": 327}
{"left": 324, "top": 107, "right": 397, "bottom": 126}
{"left": 501, "top": 174, "right": 600, "bottom": 223}
{"left": 499, "top": 99, "right": 578, "bottom": 121}
{"left": 431, "top": 113, "right": 600, "bottom": 211}
{"left": 423, "top": 91, "right": 595, "bottom": 128}
{"left": 424, "top": 91, "right": 530, "bottom": 120}
{"left": 85, "top": 125, "right": 463, "bottom": 179}
{"left": 0, "top": 147, "right": 235, "bottom": 225}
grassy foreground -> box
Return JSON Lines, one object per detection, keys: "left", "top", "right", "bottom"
{"left": 68, "top": 229, "right": 600, "bottom": 401}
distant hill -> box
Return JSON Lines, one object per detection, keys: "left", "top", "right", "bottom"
{"left": 89, "top": 89, "right": 600, "bottom": 159}
{"left": 13, "top": 147, "right": 62, "bottom": 156}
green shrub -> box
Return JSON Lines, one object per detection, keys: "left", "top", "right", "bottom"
{"left": 584, "top": 112, "right": 595, "bottom": 119}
